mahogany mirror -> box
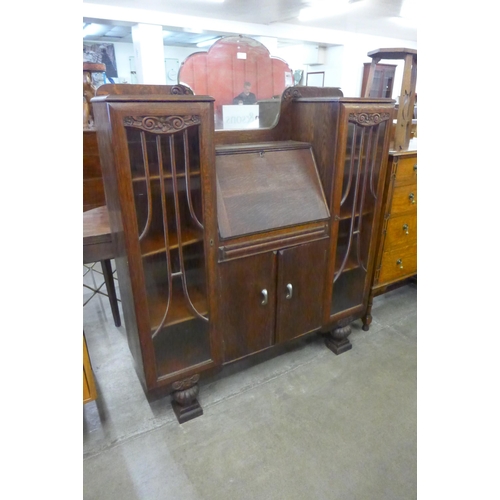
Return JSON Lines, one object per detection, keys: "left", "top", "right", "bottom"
{"left": 178, "top": 36, "right": 294, "bottom": 130}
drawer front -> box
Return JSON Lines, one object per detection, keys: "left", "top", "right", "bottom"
{"left": 394, "top": 154, "right": 417, "bottom": 187}
{"left": 390, "top": 184, "right": 417, "bottom": 215}
{"left": 378, "top": 244, "right": 417, "bottom": 285}
{"left": 384, "top": 212, "right": 417, "bottom": 250}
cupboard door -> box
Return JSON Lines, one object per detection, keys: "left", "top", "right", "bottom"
{"left": 218, "top": 252, "right": 277, "bottom": 363}
{"left": 275, "top": 239, "right": 328, "bottom": 343}
{"left": 125, "top": 123, "right": 214, "bottom": 379}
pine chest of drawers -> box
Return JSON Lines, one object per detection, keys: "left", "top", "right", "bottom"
{"left": 362, "top": 150, "right": 417, "bottom": 330}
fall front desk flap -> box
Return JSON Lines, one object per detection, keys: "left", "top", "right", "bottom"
{"left": 216, "top": 141, "right": 330, "bottom": 239}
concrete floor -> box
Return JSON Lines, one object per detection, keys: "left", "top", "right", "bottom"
{"left": 83, "top": 263, "right": 417, "bottom": 500}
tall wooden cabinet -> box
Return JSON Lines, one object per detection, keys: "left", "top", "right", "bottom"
{"left": 362, "top": 149, "right": 417, "bottom": 330}
{"left": 93, "top": 85, "right": 394, "bottom": 423}
{"left": 288, "top": 96, "right": 394, "bottom": 353}
{"left": 361, "top": 48, "right": 417, "bottom": 331}
{"left": 92, "top": 91, "right": 221, "bottom": 422}
{"left": 361, "top": 63, "right": 396, "bottom": 98}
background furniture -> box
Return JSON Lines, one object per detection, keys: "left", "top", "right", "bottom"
{"left": 83, "top": 62, "right": 106, "bottom": 129}
{"left": 83, "top": 64, "right": 121, "bottom": 327}
{"left": 83, "top": 333, "right": 97, "bottom": 403}
{"left": 83, "top": 206, "right": 121, "bottom": 327}
{"left": 83, "top": 130, "right": 107, "bottom": 212}
{"left": 361, "top": 62, "right": 396, "bottom": 98}
{"left": 362, "top": 48, "right": 417, "bottom": 330}
{"left": 362, "top": 150, "right": 417, "bottom": 330}
{"left": 363, "top": 48, "right": 417, "bottom": 151}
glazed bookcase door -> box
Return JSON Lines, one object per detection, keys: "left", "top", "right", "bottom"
{"left": 329, "top": 104, "right": 392, "bottom": 317}
{"left": 127, "top": 119, "right": 213, "bottom": 379}
{"left": 96, "top": 98, "right": 220, "bottom": 390}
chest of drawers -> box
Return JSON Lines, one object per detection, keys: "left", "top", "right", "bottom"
{"left": 362, "top": 150, "right": 417, "bottom": 330}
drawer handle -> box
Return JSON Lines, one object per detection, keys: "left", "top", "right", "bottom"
{"left": 409, "top": 192, "right": 415, "bottom": 204}
{"left": 261, "top": 289, "right": 268, "bottom": 306}
{"left": 285, "top": 284, "right": 293, "bottom": 300}
{"left": 402, "top": 223, "right": 409, "bottom": 235}
{"left": 396, "top": 259, "right": 404, "bottom": 269}
{"left": 413, "top": 164, "right": 417, "bottom": 173}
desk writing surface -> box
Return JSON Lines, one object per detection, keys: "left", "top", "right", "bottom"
{"left": 216, "top": 143, "right": 329, "bottom": 239}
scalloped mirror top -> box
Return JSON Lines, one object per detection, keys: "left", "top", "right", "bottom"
{"left": 179, "top": 36, "right": 294, "bottom": 131}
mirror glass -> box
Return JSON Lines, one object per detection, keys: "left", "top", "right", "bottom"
{"left": 178, "top": 36, "right": 294, "bottom": 130}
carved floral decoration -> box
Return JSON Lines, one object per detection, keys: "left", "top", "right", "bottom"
{"left": 349, "top": 112, "right": 391, "bottom": 126}
{"left": 123, "top": 115, "right": 201, "bottom": 133}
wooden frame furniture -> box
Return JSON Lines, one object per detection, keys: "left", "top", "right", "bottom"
{"left": 361, "top": 62, "right": 396, "bottom": 98}
{"left": 83, "top": 206, "right": 121, "bottom": 327}
{"left": 362, "top": 48, "right": 417, "bottom": 331}
{"left": 363, "top": 48, "right": 417, "bottom": 151}
{"left": 362, "top": 149, "right": 417, "bottom": 330}
{"left": 92, "top": 84, "right": 395, "bottom": 423}
{"left": 83, "top": 333, "right": 97, "bottom": 403}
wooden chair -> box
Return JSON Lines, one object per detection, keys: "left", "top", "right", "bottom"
{"left": 83, "top": 205, "right": 121, "bottom": 327}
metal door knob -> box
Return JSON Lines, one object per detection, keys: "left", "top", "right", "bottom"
{"left": 261, "top": 289, "right": 268, "bottom": 305}
{"left": 402, "top": 224, "right": 409, "bottom": 235}
{"left": 285, "top": 284, "right": 293, "bottom": 300}
{"left": 396, "top": 259, "right": 403, "bottom": 269}
{"left": 409, "top": 192, "right": 415, "bottom": 204}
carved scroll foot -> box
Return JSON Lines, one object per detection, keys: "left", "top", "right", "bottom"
{"left": 325, "top": 324, "right": 352, "bottom": 355}
{"left": 171, "top": 374, "right": 203, "bottom": 424}
{"left": 362, "top": 296, "right": 374, "bottom": 331}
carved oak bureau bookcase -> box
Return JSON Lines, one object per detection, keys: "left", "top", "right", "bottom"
{"left": 92, "top": 84, "right": 394, "bottom": 423}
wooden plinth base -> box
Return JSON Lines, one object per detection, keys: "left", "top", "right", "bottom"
{"left": 325, "top": 336, "right": 352, "bottom": 355}
{"left": 325, "top": 324, "right": 352, "bottom": 355}
{"left": 171, "top": 374, "right": 203, "bottom": 424}
{"left": 172, "top": 399, "right": 203, "bottom": 424}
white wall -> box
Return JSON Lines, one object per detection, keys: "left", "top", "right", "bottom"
{"left": 334, "top": 33, "right": 417, "bottom": 97}
{"left": 112, "top": 35, "right": 415, "bottom": 98}
{"left": 112, "top": 42, "right": 200, "bottom": 83}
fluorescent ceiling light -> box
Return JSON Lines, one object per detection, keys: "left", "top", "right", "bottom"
{"left": 400, "top": 0, "right": 416, "bottom": 19}
{"left": 196, "top": 38, "right": 221, "bottom": 48}
{"left": 83, "top": 23, "right": 104, "bottom": 37}
{"left": 390, "top": 16, "right": 416, "bottom": 28}
{"left": 390, "top": 0, "right": 417, "bottom": 28}
{"left": 298, "top": 0, "right": 351, "bottom": 22}
{"left": 183, "top": 27, "right": 204, "bottom": 34}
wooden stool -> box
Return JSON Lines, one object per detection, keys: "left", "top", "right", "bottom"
{"left": 83, "top": 206, "right": 121, "bottom": 327}
{"left": 364, "top": 48, "right": 417, "bottom": 151}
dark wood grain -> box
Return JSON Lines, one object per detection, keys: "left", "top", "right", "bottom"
{"left": 91, "top": 81, "right": 397, "bottom": 420}
{"left": 83, "top": 130, "right": 106, "bottom": 212}
{"left": 92, "top": 88, "right": 221, "bottom": 398}
{"left": 83, "top": 206, "right": 113, "bottom": 263}
{"left": 218, "top": 252, "right": 277, "bottom": 363}
{"left": 275, "top": 239, "right": 328, "bottom": 343}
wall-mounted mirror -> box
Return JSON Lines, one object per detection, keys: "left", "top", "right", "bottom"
{"left": 178, "top": 36, "right": 295, "bottom": 131}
